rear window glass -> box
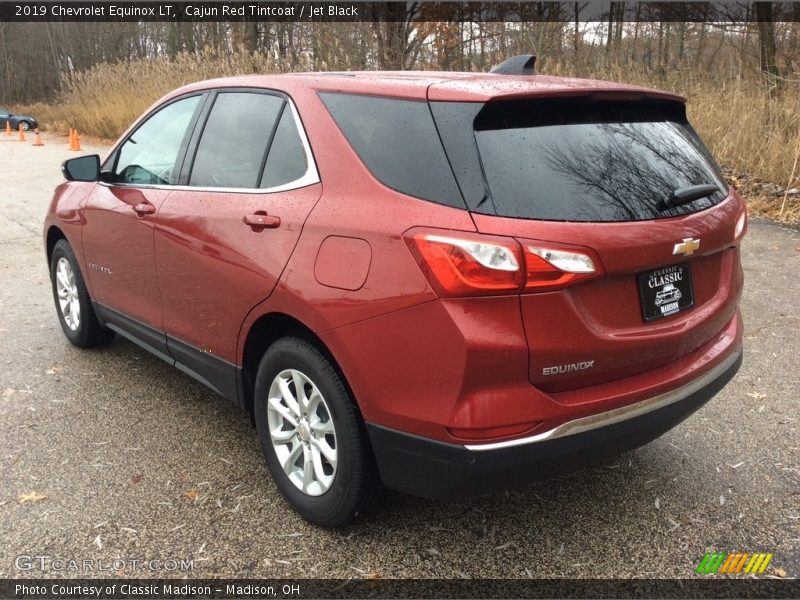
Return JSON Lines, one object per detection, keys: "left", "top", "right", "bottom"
{"left": 474, "top": 99, "right": 727, "bottom": 222}
{"left": 320, "top": 93, "right": 464, "bottom": 208}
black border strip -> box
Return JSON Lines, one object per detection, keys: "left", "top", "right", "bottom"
{"left": 3, "top": 578, "right": 799, "bottom": 599}
{"left": 4, "top": 2, "right": 800, "bottom": 23}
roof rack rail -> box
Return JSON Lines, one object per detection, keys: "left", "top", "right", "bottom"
{"left": 490, "top": 54, "right": 536, "bottom": 76}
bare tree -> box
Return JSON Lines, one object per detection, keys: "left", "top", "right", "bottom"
{"left": 754, "top": 2, "right": 780, "bottom": 78}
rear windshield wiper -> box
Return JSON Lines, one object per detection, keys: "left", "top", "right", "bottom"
{"left": 659, "top": 184, "right": 720, "bottom": 211}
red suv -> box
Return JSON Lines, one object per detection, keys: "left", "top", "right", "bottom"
{"left": 45, "top": 59, "right": 745, "bottom": 527}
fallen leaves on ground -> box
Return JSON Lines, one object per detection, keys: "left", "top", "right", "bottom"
{"left": 18, "top": 491, "right": 47, "bottom": 503}
{"left": 747, "top": 392, "right": 767, "bottom": 400}
{"left": 2, "top": 387, "right": 32, "bottom": 397}
{"left": 184, "top": 488, "right": 200, "bottom": 502}
{"left": 774, "top": 567, "right": 788, "bottom": 577}
{"left": 494, "top": 542, "right": 514, "bottom": 551}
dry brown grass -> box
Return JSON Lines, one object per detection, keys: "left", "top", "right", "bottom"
{"left": 13, "top": 50, "right": 800, "bottom": 221}
{"left": 686, "top": 78, "right": 800, "bottom": 221}
{"left": 745, "top": 195, "right": 800, "bottom": 221}
{"left": 547, "top": 61, "right": 800, "bottom": 221}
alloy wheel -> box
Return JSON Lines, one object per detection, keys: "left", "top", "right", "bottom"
{"left": 266, "top": 368, "right": 338, "bottom": 496}
{"left": 55, "top": 257, "right": 80, "bottom": 331}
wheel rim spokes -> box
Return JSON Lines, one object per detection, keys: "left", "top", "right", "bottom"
{"left": 56, "top": 258, "right": 80, "bottom": 331}
{"left": 267, "top": 368, "right": 337, "bottom": 496}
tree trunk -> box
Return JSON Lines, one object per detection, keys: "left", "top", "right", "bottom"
{"left": 754, "top": 2, "right": 780, "bottom": 78}
{"left": 244, "top": 22, "right": 258, "bottom": 52}
{"left": 573, "top": 2, "right": 580, "bottom": 52}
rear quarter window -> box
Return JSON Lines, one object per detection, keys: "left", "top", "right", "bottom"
{"left": 320, "top": 92, "right": 464, "bottom": 209}
{"left": 260, "top": 106, "right": 307, "bottom": 189}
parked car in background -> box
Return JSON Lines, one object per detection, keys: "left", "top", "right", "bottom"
{"left": 0, "top": 107, "right": 38, "bottom": 131}
{"left": 43, "top": 56, "right": 746, "bottom": 527}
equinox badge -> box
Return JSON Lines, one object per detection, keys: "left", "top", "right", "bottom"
{"left": 673, "top": 237, "right": 700, "bottom": 257}
{"left": 543, "top": 360, "right": 595, "bottom": 376}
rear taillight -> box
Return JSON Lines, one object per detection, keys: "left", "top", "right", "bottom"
{"left": 734, "top": 208, "right": 747, "bottom": 239}
{"left": 405, "top": 229, "right": 602, "bottom": 297}
{"left": 405, "top": 231, "right": 523, "bottom": 296}
{"left": 524, "top": 246, "right": 598, "bottom": 291}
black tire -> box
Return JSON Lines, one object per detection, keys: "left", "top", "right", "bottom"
{"left": 254, "top": 336, "right": 379, "bottom": 527}
{"left": 50, "top": 239, "right": 114, "bottom": 348}
{"left": 19, "top": 121, "right": 31, "bottom": 131}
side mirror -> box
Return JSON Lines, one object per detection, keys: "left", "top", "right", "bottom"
{"left": 62, "top": 155, "right": 100, "bottom": 182}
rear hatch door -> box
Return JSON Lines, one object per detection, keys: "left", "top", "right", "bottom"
{"left": 435, "top": 95, "right": 744, "bottom": 392}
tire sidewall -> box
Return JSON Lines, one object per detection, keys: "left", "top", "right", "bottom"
{"left": 254, "top": 338, "right": 361, "bottom": 526}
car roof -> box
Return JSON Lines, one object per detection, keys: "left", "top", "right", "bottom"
{"left": 169, "top": 71, "right": 686, "bottom": 104}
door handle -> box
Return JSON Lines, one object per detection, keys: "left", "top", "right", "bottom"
{"left": 133, "top": 203, "right": 156, "bottom": 216}
{"left": 243, "top": 213, "right": 281, "bottom": 229}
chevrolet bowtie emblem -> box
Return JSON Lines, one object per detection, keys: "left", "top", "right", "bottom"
{"left": 673, "top": 237, "right": 701, "bottom": 256}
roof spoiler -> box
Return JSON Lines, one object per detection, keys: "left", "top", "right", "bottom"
{"left": 490, "top": 54, "right": 536, "bottom": 76}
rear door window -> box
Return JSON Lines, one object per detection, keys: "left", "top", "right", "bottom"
{"left": 320, "top": 92, "right": 464, "bottom": 208}
{"left": 473, "top": 99, "right": 727, "bottom": 222}
{"left": 189, "top": 92, "right": 284, "bottom": 189}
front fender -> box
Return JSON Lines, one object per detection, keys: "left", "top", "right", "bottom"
{"left": 44, "top": 181, "right": 95, "bottom": 294}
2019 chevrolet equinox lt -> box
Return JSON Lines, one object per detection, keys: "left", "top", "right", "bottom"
{"left": 44, "top": 57, "right": 746, "bottom": 527}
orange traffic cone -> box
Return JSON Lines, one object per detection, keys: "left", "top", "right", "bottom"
{"left": 4, "top": 121, "right": 10, "bottom": 136}
{"left": 69, "top": 128, "right": 82, "bottom": 151}
{"left": 32, "top": 129, "right": 44, "bottom": 146}
{"left": 18, "top": 123, "right": 25, "bottom": 142}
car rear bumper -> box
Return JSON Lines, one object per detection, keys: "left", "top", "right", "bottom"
{"left": 366, "top": 348, "right": 742, "bottom": 498}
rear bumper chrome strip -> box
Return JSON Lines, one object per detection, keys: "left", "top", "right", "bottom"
{"left": 464, "top": 350, "right": 742, "bottom": 452}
